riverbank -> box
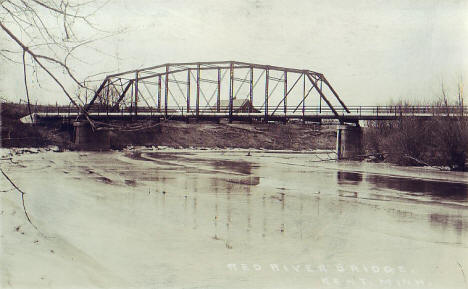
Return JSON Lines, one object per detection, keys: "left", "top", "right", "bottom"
{"left": 2, "top": 119, "right": 337, "bottom": 150}
{"left": 2, "top": 101, "right": 337, "bottom": 150}
{"left": 114, "top": 121, "right": 336, "bottom": 150}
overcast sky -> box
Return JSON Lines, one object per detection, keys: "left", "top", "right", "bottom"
{"left": 1, "top": 0, "right": 467, "bottom": 105}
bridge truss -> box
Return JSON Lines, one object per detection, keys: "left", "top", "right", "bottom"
{"left": 85, "top": 61, "right": 350, "bottom": 122}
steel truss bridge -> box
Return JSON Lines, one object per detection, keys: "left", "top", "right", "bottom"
{"left": 27, "top": 61, "right": 467, "bottom": 124}
{"left": 85, "top": 60, "right": 349, "bottom": 121}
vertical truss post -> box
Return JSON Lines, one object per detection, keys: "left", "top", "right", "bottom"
{"left": 302, "top": 73, "right": 305, "bottom": 122}
{"left": 264, "top": 67, "right": 269, "bottom": 122}
{"left": 249, "top": 66, "right": 253, "bottom": 113}
{"left": 106, "top": 79, "right": 110, "bottom": 116}
{"left": 229, "top": 62, "right": 234, "bottom": 123}
{"left": 187, "top": 69, "right": 191, "bottom": 113}
{"left": 157, "top": 76, "right": 161, "bottom": 112}
{"left": 135, "top": 72, "right": 139, "bottom": 116}
{"left": 165, "top": 65, "right": 169, "bottom": 117}
{"left": 319, "top": 79, "right": 322, "bottom": 114}
{"left": 284, "top": 71, "right": 288, "bottom": 116}
{"left": 85, "top": 82, "right": 88, "bottom": 104}
{"left": 217, "top": 68, "right": 221, "bottom": 113}
{"left": 196, "top": 64, "right": 200, "bottom": 116}
{"left": 130, "top": 81, "right": 134, "bottom": 114}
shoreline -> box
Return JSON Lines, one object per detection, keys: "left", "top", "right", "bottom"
{"left": 3, "top": 147, "right": 467, "bottom": 184}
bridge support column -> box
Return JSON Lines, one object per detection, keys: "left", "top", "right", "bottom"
{"left": 73, "top": 121, "right": 110, "bottom": 150}
{"left": 336, "top": 124, "right": 362, "bottom": 160}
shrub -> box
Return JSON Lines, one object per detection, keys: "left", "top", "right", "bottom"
{"left": 363, "top": 98, "right": 468, "bottom": 171}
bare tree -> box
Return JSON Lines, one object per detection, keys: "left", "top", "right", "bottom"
{"left": 0, "top": 0, "right": 114, "bottom": 125}
{"left": 432, "top": 81, "right": 468, "bottom": 170}
{"left": 364, "top": 83, "right": 467, "bottom": 171}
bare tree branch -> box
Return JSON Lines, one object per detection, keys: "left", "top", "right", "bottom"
{"left": 0, "top": 20, "right": 97, "bottom": 128}
{"left": 1, "top": 168, "right": 38, "bottom": 230}
{"left": 22, "top": 50, "right": 33, "bottom": 123}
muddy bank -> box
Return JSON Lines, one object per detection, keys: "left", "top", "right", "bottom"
{"left": 110, "top": 121, "right": 336, "bottom": 150}
{"left": 1, "top": 101, "right": 336, "bottom": 150}
{"left": 3, "top": 120, "right": 336, "bottom": 150}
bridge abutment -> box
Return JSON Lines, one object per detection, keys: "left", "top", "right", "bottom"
{"left": 336, "top": 124, "right": 362, "bottom": 160}
{"left": 73, "top": 121, "right": 110, "bottom": 150}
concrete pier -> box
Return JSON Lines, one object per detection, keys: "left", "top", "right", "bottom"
{"left": 336, "top": 124, "right": 362, "bottom": 160}
{"left": 73, "top": 121, "right": 110, "bottom": 150}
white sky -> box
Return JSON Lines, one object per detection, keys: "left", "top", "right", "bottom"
{"left": 1, "top": 0, "right": 467, "bottom": 105}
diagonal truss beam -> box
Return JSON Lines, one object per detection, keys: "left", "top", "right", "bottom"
{"left": 271, "top": 73, "right": 303, "bottom": 115}
{"left": 112, "top": 80, "right": 133, "bottom": 110}
{"left": 306, "top": 73, "right": 339, "bottom": 117}
{"left": 321, "top": 76, "right": 349, "bottom": 113}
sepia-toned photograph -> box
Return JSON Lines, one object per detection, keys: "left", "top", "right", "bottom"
{"left": 1, "top": 1, "right": 467, "bottom": 288}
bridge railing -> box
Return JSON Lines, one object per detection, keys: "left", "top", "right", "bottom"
{"left": 32, "top": 104, "right": 468, "bottom": 118}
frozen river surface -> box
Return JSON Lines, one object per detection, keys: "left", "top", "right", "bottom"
{"left": 1, "top": 149, "right": 467, "bottom": 289}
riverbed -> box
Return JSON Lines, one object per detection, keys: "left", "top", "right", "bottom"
{"left": 1, "top": 148, "right": 467, "bottom": 289}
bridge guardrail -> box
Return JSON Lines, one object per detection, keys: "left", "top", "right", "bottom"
{"left": 32, "top": 104, "right": 468, "bottom": 117}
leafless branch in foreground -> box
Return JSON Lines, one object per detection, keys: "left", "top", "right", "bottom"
{"left": 22, "top": 49, "right": 33, "bottom": 123}
{"left": 1, "top": 168, "right": 38, "bottom": 231}
{"left": 1, "top": 0, "right": 119, "bottom": 130}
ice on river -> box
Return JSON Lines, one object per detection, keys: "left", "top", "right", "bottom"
{"left": 1, "top": 149, "right": 467, "bottom": 289}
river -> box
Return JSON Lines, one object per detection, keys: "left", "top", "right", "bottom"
{"left": 1, "top": 148, "right": 467, "bottom": 289}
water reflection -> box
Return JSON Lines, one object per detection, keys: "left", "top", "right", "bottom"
{"left": 366, "top": 174, "right": 468, "bottom": 201}
{"left": 337, "top": 171, "right": 363, "bottom": 185}
{"left": 211, "top": 159, "right": 255, "bottom": 175}
{"left": 335, "top": 169, "right": 468, "bottom": 202}
{"left": 124, "top": 151, "right": 468, "bottom": 246}
{"left": 429, "top": 213, "right": 465, "bottom": 232}
{"left": 146, "top": 152, "right": 258, "bottom": 175}
{"left": 66, "top": 150, "right": 468, "bottom": 288}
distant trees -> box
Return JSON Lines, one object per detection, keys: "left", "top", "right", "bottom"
{"left": 364, "top": 84, "right": 467, "bottom": 171}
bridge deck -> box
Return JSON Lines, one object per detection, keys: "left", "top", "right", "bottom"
{"left": 22, "top": 105, "right": 468, "bottom": 124}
